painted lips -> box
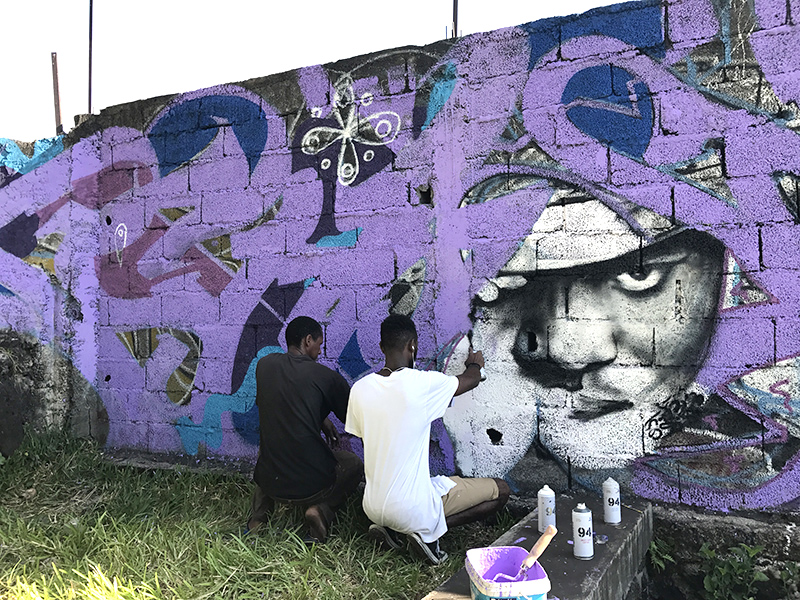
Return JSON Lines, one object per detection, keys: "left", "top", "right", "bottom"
{"left": 570, "top": 395, "right": 635, "bottom": 421}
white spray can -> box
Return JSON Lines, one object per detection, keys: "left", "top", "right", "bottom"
{"left": 603, "top": 477, "right": 621, "bottom": 525}
{"left": 572, "top": 502, "right": 594, "bottom": 560}
{"left": 537, "top": 484, "right": 556, "bottom": 533}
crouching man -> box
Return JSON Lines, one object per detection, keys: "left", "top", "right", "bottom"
{"left": 248, "top": 316, "right": 363, "bottom": 543}
{"left": 345, "top": 315, "right": 510, "bottom": 564}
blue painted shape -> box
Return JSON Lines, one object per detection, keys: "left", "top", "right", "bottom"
{"left": 562, "top": 65, "right": 654, "bottom": 159}
{"left": 231, "top": 403, "right": 260, "bottom": 445}
{"left": 338, "top": 330, "right": 371, "bottom": 380}
{"left": 423, "top": 63, "right": 457, "bottom": 132}
{"left": 522, "top": 0, "right": 664, "bottom": 69}
{"left": 315, "top": 227, "right": 362, "bottom": 248}
{"left": 148, "top": 96, "right": 268, "bottom": 178}
{"left": 728, "top": 379, "right": 800, "bottom": 423}
{"left": 0, "top": 283, "right": 14, "bottom": 296}
{"left": 0, "top": 136, "right": 64, "bottom": 174}
{"left": 0, "top": 212, "right": 40, "bottom": 258}
{"left": 175, "top": 345, "right": 282, "bottom": 455}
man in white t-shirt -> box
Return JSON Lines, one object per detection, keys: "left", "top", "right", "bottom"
{"left": 345, "top": 315, "right": 510, "bottom": 565}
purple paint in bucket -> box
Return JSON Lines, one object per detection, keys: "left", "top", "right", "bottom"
{"left": 466, "top": 546, "right": 551, "bottom": 600}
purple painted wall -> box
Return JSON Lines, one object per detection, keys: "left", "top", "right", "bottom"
{"left": 2, "top": 0, "right": 800, "bottom": 512}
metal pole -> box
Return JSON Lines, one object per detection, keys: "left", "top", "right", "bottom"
{"left": 88, "top": 0, "right": 93, "bottom": 114}
{"left": 51, "top": 52, "right": 64, "bottom": 135}
{"left": 452, "top": 0, "right": 458, "bottom": 38}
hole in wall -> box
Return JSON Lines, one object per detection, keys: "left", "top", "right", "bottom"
{"left": 105, "top": 216, "right": 112, "bottom": 225}
{"left": 104, "top": 375, "right": 111, "bottom": 382}
{"left": 416, "top": 183, "right": 433, "bottom": 205}
{"left": 487, "top": 428, "right": 503, "bottom": 445}
{"left": 527, "top": 332, "right": 537, "bottom": 352}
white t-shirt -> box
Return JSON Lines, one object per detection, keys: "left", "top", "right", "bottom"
{"left": 345, "top": 368, "right": 459, "bottom": 543}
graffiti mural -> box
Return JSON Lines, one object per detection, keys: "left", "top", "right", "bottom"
{"left": 2, "top": 0, "right": 800, "bottom": 511}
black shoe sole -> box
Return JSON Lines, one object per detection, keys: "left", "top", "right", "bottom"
{"left": 368, "top": 524, "right": 403, "bottom": 550}
{"left": 406, "top": 532, "right": 447, "bottom": 565}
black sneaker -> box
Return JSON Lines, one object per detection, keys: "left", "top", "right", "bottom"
{"left": 367, "top": 524, "right": 403, "bottom": 550}
{"left": 406, "top": 532, "right": 448, "bottom": 565}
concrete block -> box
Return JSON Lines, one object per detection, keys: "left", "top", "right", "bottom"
{"left": 316, "top": 249, "right": 395, "bottom": 287}
{"left": 108, "top": 296, "right": 162, "bottom": 327}
{"left": 148, "top": 421, "right": 183, "bottom": 454}
{"left": 161, "top": 292, "right": 220, "bottom": 325}
{"left": 189, "top": 156, "right": 250, "bottom": 193}
{"left": 665, "top": 0, "right": 719, "bottom": 45}
{"left": 754, "top": 0, "right": 791, "bottom": 30}
{"left": 219, "top": 290, "right": 269, "bottom": 326}
{"left": 761, "top": 222, "right": 800, "bottom": 269}
{"left": 335, "top": 170, "right": 410, "bottom": 214}
{"left": 756, "top": 267, "right": 800, "bottom": 315}
{"left": 106, "top": 418, "right": 149, "bottom": 450}
{"left": 96, "top": 359, "right": 146, "bottom": 391}
{"left": 200, "top": 189, "right": 263, "bottom": 227}
{"left": 751, "top": 27, "right": 800, "bottom": 82}
{"left": 339, "top": 208, "right": 433, "bottom": 251}
{"left": 705, "top": 315, "right": 776, "bottom": 369}
{"left": 247, "top": 151, "right": 294, "bottom": 190}
{"left": 105, "top": 199, "right": 148, "bottom": 242}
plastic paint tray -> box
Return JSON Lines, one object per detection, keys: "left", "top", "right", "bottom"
{"left": 465, "top": 546, "right": 551, "bottom": 600}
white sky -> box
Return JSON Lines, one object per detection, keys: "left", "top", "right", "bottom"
{"left": 1, "top": 0, "right": 618, "bottom": 142}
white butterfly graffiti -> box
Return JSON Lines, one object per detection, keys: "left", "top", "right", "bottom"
{"left": 301, "top": 76, "right": 401, "bottom": 187}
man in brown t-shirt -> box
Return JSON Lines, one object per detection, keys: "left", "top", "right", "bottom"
{"left": 247, "top": 316, "right": 363, "bottom": 543}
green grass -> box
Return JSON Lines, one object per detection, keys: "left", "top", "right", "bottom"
{"left": 0, "top": 431, "right": 515, "bottom": 599}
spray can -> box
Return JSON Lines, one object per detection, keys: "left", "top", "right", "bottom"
{"left": 537, "top": 484, "right": 556, "bottom": 533}
{"left": 603, "top": 477, "right": 621, "bottom": 525}
{"left": 572, "top": 503, "right": 594, "bottom": 560}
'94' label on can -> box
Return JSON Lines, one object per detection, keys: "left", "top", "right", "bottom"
{"left": 572, "top": 503, "right": 593, "bottom": 560}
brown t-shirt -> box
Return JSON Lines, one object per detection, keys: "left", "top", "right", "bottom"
{"left": 253, "top": 352, "right": 350, "bottom": 499}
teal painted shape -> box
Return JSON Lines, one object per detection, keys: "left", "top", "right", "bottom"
{"left": 0, "top": 136, "right": 64, "bottom": 174}
{"left": 422, "top": 63, "right": 457, "bottom": 132}
{"left": 315, "top": 227, "right": 362, "bottom": 248}
{"left": 175, "top": 345, "right": 282, "bottom": 455}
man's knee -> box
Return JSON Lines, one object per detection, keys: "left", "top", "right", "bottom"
{"left": 335, "top": 451, "right": 364, "bottom": 484}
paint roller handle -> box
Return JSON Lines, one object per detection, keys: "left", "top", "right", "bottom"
{"left": 520, "top": 524, "right": 558, "bottom": 572}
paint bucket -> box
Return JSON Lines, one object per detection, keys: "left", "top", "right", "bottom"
{"left": 465, "top": 546, "right": 551, "bottom": 600}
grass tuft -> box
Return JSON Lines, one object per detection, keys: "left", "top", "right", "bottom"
{"left": 0, "top": 431, "right": 513, "bottom": 599}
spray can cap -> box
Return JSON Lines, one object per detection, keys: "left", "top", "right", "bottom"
{"left": 539, "top": 484, "right": 553, "bottom": 493}
{"left": 573, "top": 502, "right": 591, "bottom": 512}
{"left": 603, "top": 477, "right": 619, "bottom": 490}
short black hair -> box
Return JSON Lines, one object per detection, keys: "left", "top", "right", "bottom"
{"left": 380, "top": 314, "right": 417, "bottom": 352}
{"left": 285, "top": 316, "right": 323, "bottom": 348}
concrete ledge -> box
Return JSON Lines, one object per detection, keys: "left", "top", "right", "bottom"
{"left": 424, "top": 492, "right": 653, "bottom": 600}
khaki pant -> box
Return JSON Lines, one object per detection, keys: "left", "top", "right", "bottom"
{"left": 441, "top": 476, "right": 499, "bottom": 516}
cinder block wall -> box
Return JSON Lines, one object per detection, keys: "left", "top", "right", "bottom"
{"left": 2, "top": 0, "right": 800, "bottom": 512}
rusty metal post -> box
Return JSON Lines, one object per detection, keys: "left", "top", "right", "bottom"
{"left": 51, "top": 52, "right": 64, "bottom": 135}
{"left": 452, "top": 0, "right": 458, "bottom": 38}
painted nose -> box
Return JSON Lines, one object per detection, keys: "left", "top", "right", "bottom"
{"left": 536, "top": 277, "right": 618, "bottom": 370}
{"left": 545, "top": 318, "right": 617, "bottom": 370}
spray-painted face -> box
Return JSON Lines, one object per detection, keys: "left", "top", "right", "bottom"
{"left": 469, "top": 198, "right": 725, "bottom": 471}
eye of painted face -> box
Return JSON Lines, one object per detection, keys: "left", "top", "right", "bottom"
{"left": 615, "top": 267, "right": 663, "bottom": 292}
